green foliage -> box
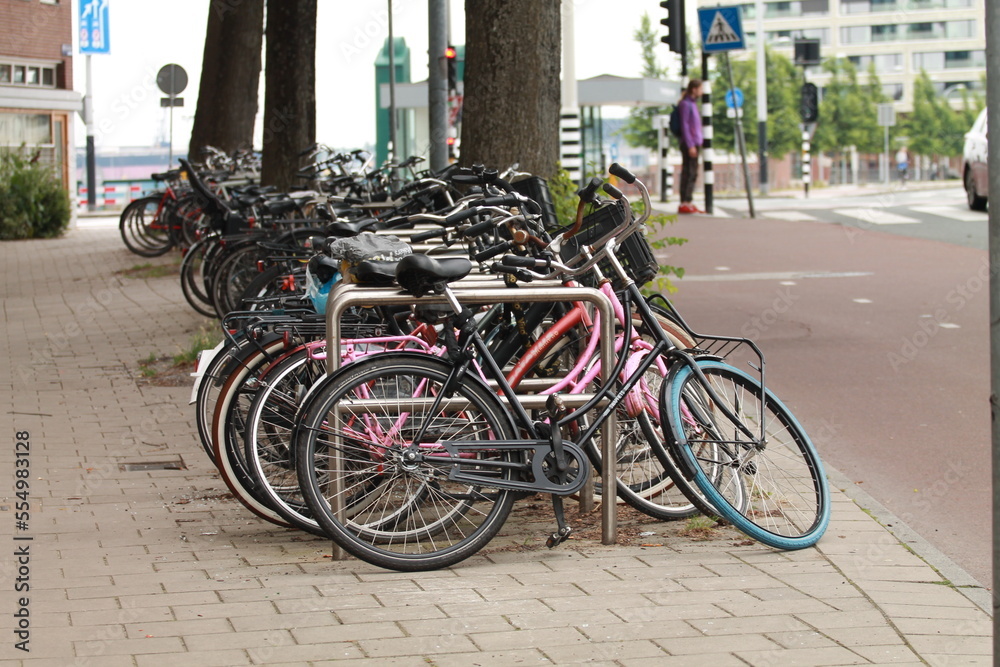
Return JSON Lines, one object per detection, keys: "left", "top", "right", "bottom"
{"left": 619, "top": 13, "right": 669, "bottom": 152}
{"left": 0, "top": 149, "right": 71, "bottom": 240}
{"left": 173, "top": 322, "right": 224, "bottom": 366}
{"left": 812, "top": 58, "right": 883, "bottom": 155}
{"left": 711, "top": 50, "right": 803, "bottom": 160}
{"left": 549, "top": 168, "right": 686, "bottom": 293}
{"left": 904, "top": 70, "right": 984, "bottom": 159}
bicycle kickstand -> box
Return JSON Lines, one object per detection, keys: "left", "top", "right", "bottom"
{"left": 547, "top": 495, "right": 573, "bottom": 548}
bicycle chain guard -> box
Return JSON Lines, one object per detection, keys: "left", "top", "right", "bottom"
{"left": 440, "top": 440, "right": 590, "bottom": 496}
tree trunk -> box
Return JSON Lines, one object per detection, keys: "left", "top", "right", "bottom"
{"left": 260, "top": 0, "right": 317, "bottom": 191}
{"left": 460, "top": 0, "right": 561, "bottom": 179}
{"left": 188, "top": 1, "right": 264, "bottom": 162}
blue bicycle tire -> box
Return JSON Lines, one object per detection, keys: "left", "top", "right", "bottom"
{"left": 664, "top": 360, "right": 830, "bottom": 549}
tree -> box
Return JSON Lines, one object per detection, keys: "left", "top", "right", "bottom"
{"left": 260, "top": 0, "right": 317, "bottom": 191}
{"left": 620, "top": 13, "right": 669, "bottom": 152}
{"left": 811, "top": 58, "right": 882, "bottom": 181}
{"left": 188, "top": 1, "right": 265, "bottom": 161}
{"left": 709, "top": 49, "right": 801, "bottom": 159}
{"left": 905, "top": 70, "right": 983, "bottom": 161}
{"left": 459, "top": 0, "right": 560, "bottom": 178}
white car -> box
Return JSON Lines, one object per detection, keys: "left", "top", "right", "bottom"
{"left": 963, "top": 107, "right": 988, "bottom": 211}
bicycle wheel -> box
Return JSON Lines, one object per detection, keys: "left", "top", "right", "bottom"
{"left": 179, "top": 237, "right": 218, "bottom": 318}
{"left": 119, "top": 196, "right": 172, "bottom": 257}
{"left": 663, "top": 360, "right": 830, "bottom": 549}
{"left": 243, "top": 348, "right": 328, "bottom": 535}
{"left": 295, "top": 352, "right": 517, "bottom": 571}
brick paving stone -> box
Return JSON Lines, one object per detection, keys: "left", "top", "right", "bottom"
{"left": 689, "top": 614, "right": 812, "bottom": 637}
{"left": 504, "top": 609, "right": 625, "bottom": 631}
{"left": 246, "top": 641, "right": 365, "bottom": 664}
{"left": 879, "top": 603, "right": 992, "bottom": 621}
{"left": 134, "top": 649, "right": 252, "bottom": 667}
{"left": 735, "top": 645, "right": 870, "bottom": 665}
{"left": 358, "top": 633, "right": 479, "bottom": 658}
{"left": 123, "top": 617, "right": 233, "bottom": 638}
{"left": 470, "top": 627, "right": 590, "bottom": 652}
{"left": 654, "top": 632, "right": 782, "bottom": 655}
{"left": 423, "top": 649, "right": 551, "bottom": 666}
{"left": 625, "top": 654, "right": 748, "bottom": 666}
{"left": 399, "top": 615, "right": 513, "bottom": 636}
{"left": 335, "top": 604, "right": 447, "bottom": 625}
{"left": 74, "top": 635, "right": 186, "bottom": 656}
{"left": 291, "top": 621, "right": 406, "bottom": 644}
{"left": 851, "top": 643, "right": 925, "bottom": 663}
{"left": 764, "top": 629, "right": 840, "bottom": 650}
{"left": 542, "top": 638, "right": 666, "bottom": 663}
{"left": 579, "top": 619, "right": 702, "bottom": 642}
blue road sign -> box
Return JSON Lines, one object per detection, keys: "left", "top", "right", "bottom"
{"left": 725, "top": 88, "right": 744, "bottom": 109}
{"left": 79, "top": 0, "right": 110, "bottom": 54}
{"left": 698, "top": 6, "right": 745, "bottom": 53}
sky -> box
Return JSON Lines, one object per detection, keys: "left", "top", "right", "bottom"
{"left": 72, "top": 1, "right": 692, "bottom": 152}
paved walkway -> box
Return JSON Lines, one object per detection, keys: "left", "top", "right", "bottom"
{"left": 0, "top": 219, "right": 992, "bottom": 665}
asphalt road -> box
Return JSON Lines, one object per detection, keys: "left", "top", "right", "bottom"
{"left": 652, "top": 201, "right": 992, "bottom": 588}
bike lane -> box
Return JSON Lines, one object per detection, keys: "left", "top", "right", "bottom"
{"left": 653, "top": 209, "right": 992, "bottom": 590}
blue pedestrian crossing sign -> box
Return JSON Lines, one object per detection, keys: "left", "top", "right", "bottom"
{"left": 698, "top": 6, "right": 745, "bottom": 53}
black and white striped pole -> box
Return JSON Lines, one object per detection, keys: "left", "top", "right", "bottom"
{"left": 802, "top": 126, "right": 811, "bottom": 198}
{"left": 701, "top": 50, "right": 713, "bottom": 214}
{"left": 656, "top": 114, "right": 673, "bottom": 202}
{"left": 560, "top": 0, "right": 583, "bottom": 187}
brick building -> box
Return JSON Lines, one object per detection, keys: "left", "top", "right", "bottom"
{"left": 0, "top": 0, "right": 82, "bottom": 190}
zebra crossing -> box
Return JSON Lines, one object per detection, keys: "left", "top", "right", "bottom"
{"left": 712, "top": 200, "right": 985, "bottom": 226}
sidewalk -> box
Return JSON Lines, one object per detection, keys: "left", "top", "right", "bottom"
{"left": 0, "top": 223, "right": 992, "bottom": 666}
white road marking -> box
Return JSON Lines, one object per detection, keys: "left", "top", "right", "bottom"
{"left": 938, "top": 322, "right": 961, "bottom": 329}
{"left": 853, "top": 298, "right": 873, "bottom": 304}
{"left": 762, "top": 210, "right": 820, "bottom": 222}
{"left": 833, "top": 208, "right": 920, "bottom": 225}
{"left": 909, "top": 205, "right": 987, "bottom": 223}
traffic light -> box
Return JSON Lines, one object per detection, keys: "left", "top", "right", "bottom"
{"left": 660, "top": 0, "right": 686, "bottom": 55}
{"left": 445, "top": 45, "right": 457, "bottom": 92}
{"left": 800, "top": 82, "right": 819, "bottom": 123}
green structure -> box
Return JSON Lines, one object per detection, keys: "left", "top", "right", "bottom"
{"left": 375, "top": 37, "right": 411, "bottom": 166}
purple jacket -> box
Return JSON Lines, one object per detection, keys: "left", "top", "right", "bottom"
{"left": 679, "top": 95, "right": 702, "bottom": 149}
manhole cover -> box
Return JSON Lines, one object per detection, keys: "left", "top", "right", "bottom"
{"left": 118, "top": 459, "right": 187, "bottom": 472}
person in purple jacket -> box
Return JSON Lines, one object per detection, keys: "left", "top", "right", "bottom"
{"left": 677, "top": 79, "right": 704, "bottom": 214}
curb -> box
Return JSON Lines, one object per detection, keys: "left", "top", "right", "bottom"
{"left": 826, "top": 464, "right": 994, "bottom": 616}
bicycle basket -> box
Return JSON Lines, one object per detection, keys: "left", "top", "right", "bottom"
{"left": 560, "top": 198, "right": 659, "bottom": 291}
{"left": 511, "top": 175, "right": 559, "bottom": 231}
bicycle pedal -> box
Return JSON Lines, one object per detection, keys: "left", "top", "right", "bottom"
{"left": 545, "top": 525, "right": 572, "bottom": 549}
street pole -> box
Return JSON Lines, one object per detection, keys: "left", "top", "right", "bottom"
{"left": 754, "top": 0, "right": 767, "bottom": 195}
{"left": 985, "top": 0, "right": 1000, "bottom": 653}
{"left": 724, "top": 53, "right": 755, "bottom": 218}
{"left": 428, "top": 0, "right": 448, "bottom": 172}
{"left": 85, "top": 54, "right": 96, "bottom": 211}
{"left": 387, "top": 0, "right": 397, "bottom": 165}
{"left": 701, "top": 49, "right": 713, "bottom": 214}
{"left": 560, "top": 0, "right": 582, "bottom": 187}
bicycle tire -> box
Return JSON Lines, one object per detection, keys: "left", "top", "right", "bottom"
{"left": 195, "top": 334, "right": 285, "bottom": 463}
{"left": 179, "top": 237, "right": 218, "bottom": 318}
{"left": 663, "top": 360, "right": 830, "bottom": 549}
{"left": 119, "top": 196, "right": 173, "bottom": 257}
{"left": 295, "top": 352, "right": 517, "bottom": 571}
{"left": 210, "top": 339, "right": 295, "bottom": 527}
{"left": 243, "top": 348, "right": 328, "bottom": 535}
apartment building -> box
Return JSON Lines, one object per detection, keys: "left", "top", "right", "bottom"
{"left": 0, "top": 0, "right": 81, "bottom": 189}
{"left": 710, "top": 0, "right": 985, "bottom": 112}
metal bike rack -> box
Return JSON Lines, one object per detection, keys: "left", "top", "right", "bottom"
{"left": 324, "top": 278, "right": 620, "bottom": 558}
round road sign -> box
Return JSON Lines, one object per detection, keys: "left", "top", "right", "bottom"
{"left": 156, "top": 64, "right": 188, "bottom": 96}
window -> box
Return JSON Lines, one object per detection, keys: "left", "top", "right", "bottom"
{"left": 914, "top": 50, "right": 986, "bottom": 71}
{"left": 872, "top": 24, "right": 898, "bottom": 42}
{"left": 0, "top": 61, "right": 58, "bottom": 88}
{"left": 883, "top": 84, "right": 904, "bottom": 101}
{"left": 848, "top": 53, "right": 903, "bottom": 73}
